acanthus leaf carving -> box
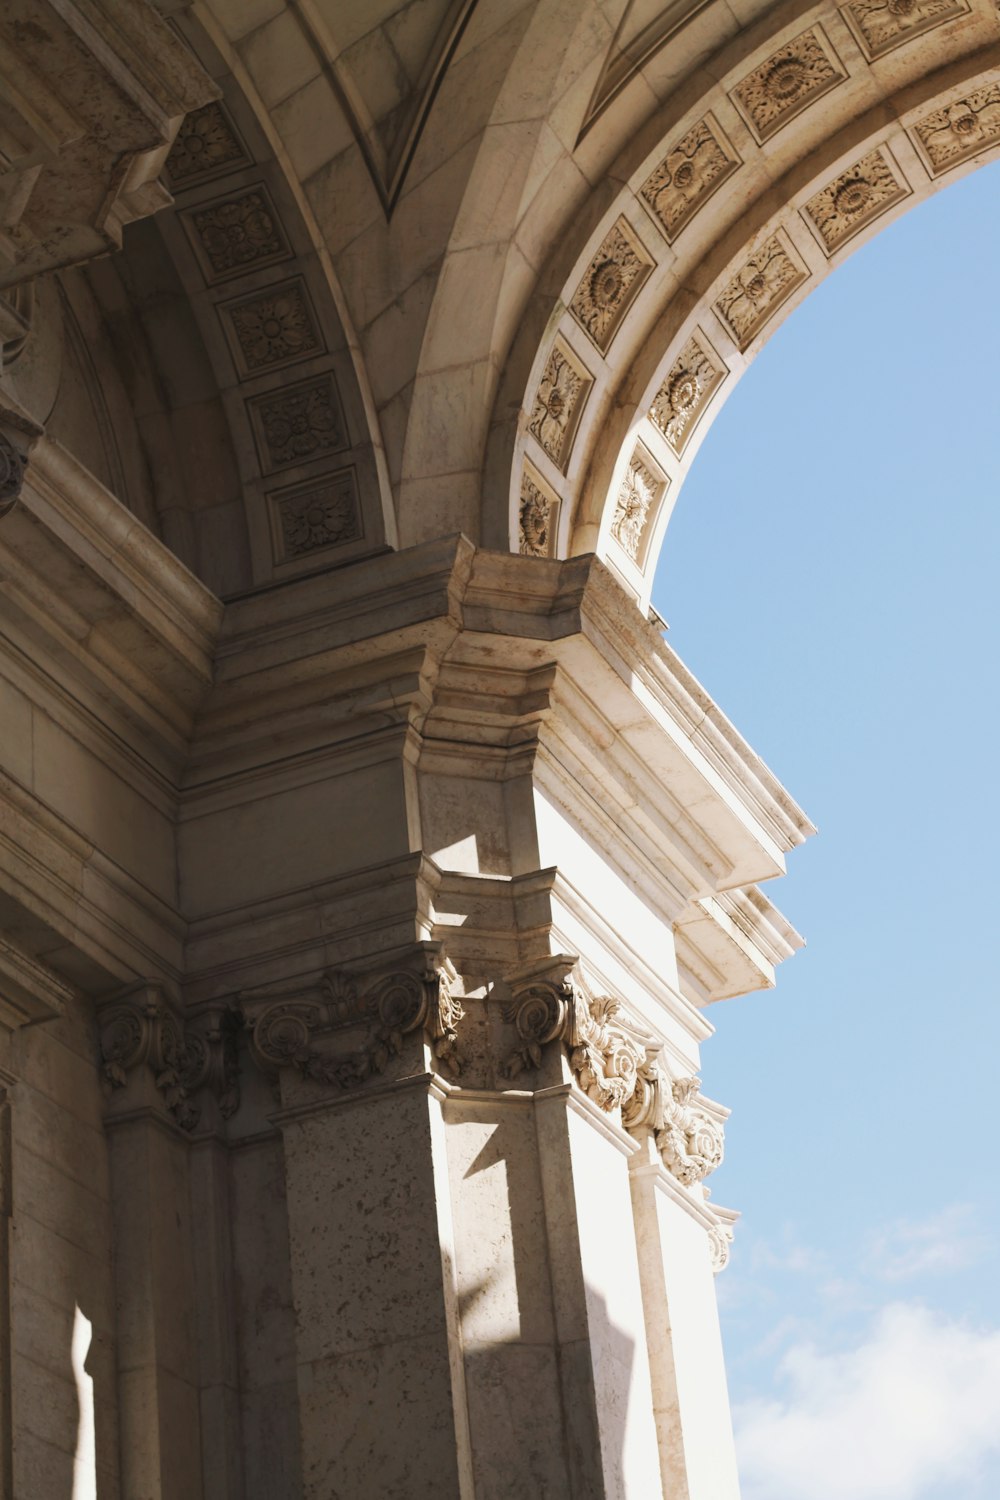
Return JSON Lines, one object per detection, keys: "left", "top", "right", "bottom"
{"left": 842, "top": 0, "right": 969, "bottom": 61}
{"left": 500, "top": 964, "right": 726, "bottom": 1186}
{"left": 912, "top": 84, "right": 1000, "bottom": 174}
{"left": 569, "top": 217, "right": 652, "bottom": 352}
{"left": 528, "top": 341, "right": 592, "bottom": 471}
{"left": 640, "top": 115, "right": 740, "bottom": 243}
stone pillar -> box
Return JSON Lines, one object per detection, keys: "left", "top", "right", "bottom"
{"left": 98, "top": 984, "right": 206, "bottom": 1500}
{"left": 242, "top": 949, "right": 474, "bottom": 1499}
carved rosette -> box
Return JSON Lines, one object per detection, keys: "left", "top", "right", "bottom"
{"left": 244, "top": 952, "right": 464, "bottom": 1093}
{"left": 501, "top": 965, "right": 726, "bottom": 1189}
{"left": 715, "top": 235, "right": 808, "bottom": 350}
{"left": 730, "top": 28, "right": 845, "bottom": 143}
{"left": 640, "top": 115, "right": 740, "bottom": 242}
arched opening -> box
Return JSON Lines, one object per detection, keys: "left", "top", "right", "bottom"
{"left": 654, "top": 152, "right": 1000, "bottom": 1499}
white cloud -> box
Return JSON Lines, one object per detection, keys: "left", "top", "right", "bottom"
{"left": 734, "top": 1302, "right": 1000, "bottom": 1500}
{"left": 866, "top": 1204, "right": 988, "bottom": 1281}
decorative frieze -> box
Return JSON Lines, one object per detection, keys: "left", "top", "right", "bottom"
{"left": 500, "top": 964, "right": 726, "bottom": 1188}
{"left": 166, "top": 101, "right": 249, "bottom": 187}
{"left": 184, "top": 184, "right": 291, "bottom": 284}
{"left": 247, "top": 373, "right": 349, "bottom": 473}
{"left": 611, "top": 451, "right": 666, "bottom": 564}
{"left": 714, "top": 233, "right": 808, "bottom": 350}
{"left": 730, "top": 27, "right": 846, "bottom": 143}
{"left": 841, "top": 0, "right": 969, "bottom": 61}
{"left": 649, "top": 331, "right": 726, "bottom": 456}
{"left": 803, "top": 146, "right": 909, "bottom": 254}
{"left": 640, "top": 115, "right": 741, "bottom": 243}
{"left": 569, "top": 217, "right": 653, "bottom": 352}
{"left": 244, "top": 954, "right": 463, "bottom": 1088}
{"left": 269, "top": 470, "right": 362, "bottom": 562}
{"left": 528, "top": 340, "right": 592, "bottom": 471}
{"left": 912, "top": 84, "right": 1000, "bottom": 174}
{"left": 518, "top": 467, "right": 558, "bottom": 557}
{"left": 220, "top": 278, "right": 325, "bottom": 374}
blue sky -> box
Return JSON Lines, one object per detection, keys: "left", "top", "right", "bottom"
{"left": 651, "top": 157, "right": 1000, "bottom": 1499}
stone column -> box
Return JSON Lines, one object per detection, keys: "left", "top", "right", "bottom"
{"left": 98, "top": 984, "right": 206, "bottom": 1500}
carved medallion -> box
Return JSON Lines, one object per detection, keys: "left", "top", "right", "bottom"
{"left": 247, "top": 373, "right": 349, "bottom": 473}
{"left": 912, "top": 83, "right": 1000, "bottom": 175}
{"left": 640, "top": 114, "right": 741, "bottom": 243}
{"left": 569, "top": 217, "right": 653, "bottom": 352}
{"left": 714, "top": 234, "right": 808, "bottom": 350}
{"left": 803, "top": 147, "right": 909, "bottom": 254}
{"left": 166, "top": 101, "right": 249, "bottom": 187}
{"left": 519, "top": 467, "right": 558, "bottom": 557}
{"left": 270, "top": 470, "right": 362, "bottom": 561}
{"left": 611, "top": 451, "right": 665, "bottom": 564}
{"left": 730, "top": 27, "right": 845, "bottom": 143}
{"left": 841, "top": 0, "right": 969, "bottom": 60}
{"left": 528, "top": 340, "right": 592, "bottom": 471}
{"left": 221, "top": 278, "right": 325, "bottom": 374}
{"left": 184, "top": 184, "right": 291, "bottom": 284}
{"left": 649, "top": 331, "right": 726, "bottom": 456}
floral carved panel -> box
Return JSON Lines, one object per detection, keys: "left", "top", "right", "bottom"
{"left": 269, "top": 470, "right": 362, "bottom": 562}
{"left": 802, "top": 146, "right": 909, "bottom": 254}
{"left": 714, "top": 233, "right": 808, "bottom": 350}
{"left": 649, "top": 330, "right": 726, "bottom": 456}
{"left": 247, "top": 374, "right": 349, "bottom": 473}
{"left": 912, "top": 84, "right": 1000, "bottom": 175}
{"left": 640, "top": 114, "right": 741, "bottom": 243}
{"left": 611, "top": 450, "right": 667, "bottom": 565}
{"left": 184, "top": 184, "right": 291, "bottom": 284}
{"left": 519, "top": 467, "right": 559, "bottom": 557}
{"left": 569, "top": 217, "right": 653, "bottom": 352}
{"left": 528, "top": 340, "right": 592, "bottom": 471}
{"left": 841, "top": 0, "right": 969, "bottom": 61}
{"left": 730, "top": 27, "right": 846, "bottom": 143}
{"left": 166, "top": 101, "right": 249, "bottom": 187}
{"left": 220, "top": 278, "right": 325, "bottom": 375}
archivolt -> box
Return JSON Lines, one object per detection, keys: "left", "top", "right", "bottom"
{"left": 498, "top": 0, "right": 1000, "bottom": 610}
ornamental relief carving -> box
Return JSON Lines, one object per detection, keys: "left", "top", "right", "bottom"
{"left": 640, "top": 115, "right": 741, "bottom": 243}
{"left": 611, "top": 452, "right": 665, "bottom": 564}
{"left": 246, "top": 956, "right": 464, "bottom": 1088}
{"left": 730, "top": 27, "right": 846, "bottom": 143}
{"left": 500, "top": 968, "right": 726, "bottom": 1188}
{"left": 248, "top": 374, "right": 350, "bottom": 473}
{"left": 166, "top": 101, "right": 249, "bottom": 187}
{"left": 97, "top": 955, "right": 463, "bottom": 1127}
{"left": 912, "top": 84, "right": 1000, "bottom": 174}
{"left": 715, "top": 234, "right": 808, "bottom": 350}
{"left": 841, "top": 0, "right": 969, "bottom": 60}
{"left": 528, "top": 341, "right": 592, "bottom": 471}
{"left": 220, "top": 278, "right": 325, "bottom": 375}
{"left": 185, "top": 184, "right": 291, "bottom": 284}
{"left": 519, "top": 468, "right": 558, "bottom": 557}
{"left": 649, "top": 332, "right": 726, "bottom": 456}
{"left": 803, "top": 147, "right": 909, "bottom": 254}
{"left": 98, "top": 988, "right": 241, "bottom": 1132}
{"left": 270, "top": 470, "right": 362, "bottom": 561}
{"left": 569, "top": 218, "right": 653, "bottom": 352}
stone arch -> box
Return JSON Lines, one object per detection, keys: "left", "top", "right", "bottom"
{"left": 496, "top": 0, "right": 1000, "bottom": 608}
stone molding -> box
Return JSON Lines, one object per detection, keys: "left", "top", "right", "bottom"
{"left": 501, "top": 958, "right": 726, "bottom": 1189}
{"left": 0, "top": 0, "right": 217, "bottom": 290}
